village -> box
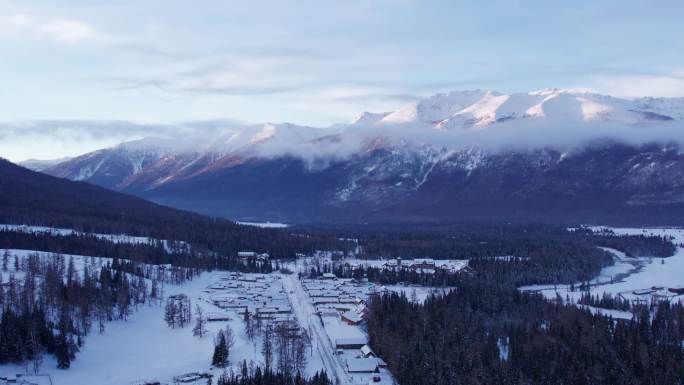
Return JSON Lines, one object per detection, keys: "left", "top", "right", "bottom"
{"left": 339, "top": 257, "right": 470, "bottom": 274}
{"left": 193, "top": 249, "right": 469, "bottom": 385}
{"left": 200, "top": 265, "right": 399, "bottom": 385}
{"left": 0, "top": 245, "right": 461, "bottom": 385}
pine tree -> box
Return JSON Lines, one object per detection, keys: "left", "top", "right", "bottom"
{"left": 241, "top": 360, "right": 248, "bottom": 378}
{"left": 2, "top": 250, "right": 9, "bottom": 271}
{"left": 66, "top": 256, "right": 76, "bottom": 286}
{"left": 55, "top": 332, "right": 71, "bottom": 369}
{"left": 164, "top": 299, "right": 177, "bottom": 328}
{"left": 212, "top": 330, "right": 228, "bottom": 367}
{"left": 244, "top": 310, "right": 256, "bottom": 342}
{"left": 150, "top": 279, "right": 159, "bottom": 305}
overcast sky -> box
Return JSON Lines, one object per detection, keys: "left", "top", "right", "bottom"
{"left": 1, "top": 0, "right": 683, "bottom": 161}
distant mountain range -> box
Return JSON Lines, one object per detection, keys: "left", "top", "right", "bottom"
{"left": 22, "top": 89, "right": 684, "bottom": 224}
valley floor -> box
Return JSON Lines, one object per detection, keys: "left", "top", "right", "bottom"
{"left": 521, "top": 227, "right": 684, "bottom": 318}
{"left": 0, "top": 261, "right": 409, "bottom": 385}
{"left": 4, "top": 226, "right": 682, "bottom": 384}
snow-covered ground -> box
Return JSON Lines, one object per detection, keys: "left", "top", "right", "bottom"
{"left": 236, "top": 222, "right": 289, "bottom": 228}
{"left": 0, "top": 249, "right": 112, "bottom": 284}
{"left": 0, "top": 224, "right": 190, "bottom": 252}
{"left": 0, "top": 245, "right": 445, "bottom": 385}
{"left": 521, "top": 227, "right": 684, "bottom": 319}
{"left": 1, "top": 273, "right": 232, "bottom": 385}
{"left": 584, "top": 226, "right": 684, "bottom": 244}
{"left": 0, "top": 264, "right": 323, "bottom": 385}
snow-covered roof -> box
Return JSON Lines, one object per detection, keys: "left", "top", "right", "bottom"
{"left": 308, "top": 290, "right": 339, "bottom": 298}
{"left": 342, "top": 311, "right": 363, "bottom": 323}
{"left": 360, "top": 345, "right": 375, "bottom": 357}
{"left": 335, "top": 337, "right": 367, "bottom": 347}
{"left": 346, "top": 358, "right": 379, "bottom": 373}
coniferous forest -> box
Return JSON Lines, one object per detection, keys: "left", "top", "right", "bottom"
{"left": 366, "top": 282, "right": 684, "bottom": 385}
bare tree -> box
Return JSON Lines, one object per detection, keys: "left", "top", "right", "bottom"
{"left": 224, "top": 324, "right": 236, "bottom": 360}
{"left": 193, "top": 305, "right": 207, "bottom": 337}
{"left": 261, "top": 322, "right": 274, "bottom": 371}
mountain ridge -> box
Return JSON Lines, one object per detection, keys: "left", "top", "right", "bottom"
{"left": 20, "top": 88, "right": 684, "bottom": 224}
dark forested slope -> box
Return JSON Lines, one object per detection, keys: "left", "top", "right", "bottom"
{"left": 0, "top": 158, "right": 348, "bottom": 257}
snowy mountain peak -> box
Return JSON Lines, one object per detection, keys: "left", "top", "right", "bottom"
{"left": 23, "top": 87, "right": 684, "bottom": 191}
{"left": 371, "top": 88, "right": 681, "bottom": 131}
{"left": 528, "top": 87, "right": 595, "bottom": 96}
{"left": 351, "top": 111, "right": 392, "bottom": 125}
{"left": 380, "top": 89, "right": 491, "bottom": 125}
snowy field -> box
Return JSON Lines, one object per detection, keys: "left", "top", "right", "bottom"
{"left": 0, "top": 224, "right": 190, "bottom": 252}
{"left": 236, "top": 222, "right": 289, "bottom": 228}
{"left": 0, "top": 260, "right": 325, "bottom": 385}
{"left": 521, "top": 227, "right": 684, "bottom": 319}
{"left": 1, "top": 244, "right": 451, "bottom": 385}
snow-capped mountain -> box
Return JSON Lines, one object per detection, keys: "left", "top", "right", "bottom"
{"left": 19, "top": 157, "right": 72, "bottom": 172}
{"left": 362, "top": 88, "right": 680, "bottom": 128}
{"left": 23, "top": 89, "right": 684, "bottom": 224}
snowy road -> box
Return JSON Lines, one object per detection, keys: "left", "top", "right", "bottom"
{"left": 282, "top": 274, "right": 350, "bottom": 385}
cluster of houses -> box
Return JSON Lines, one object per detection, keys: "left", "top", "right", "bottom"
{"left": 206, "top": 272, "right": 293, "bottom": 322}
{"left": 301, "top": 276, "right": 394, "bottom": 384}
{"left": 381, "top": 258, "right": 469, "bottom": 273}
{"left": 331, "top": 324, "right": 390, "bottom": 384}
{"left": 630, "top": 285, "right": 684, "bottom": 305}
{"left": 237, "top": 251, "right": 271, "bottom": 266}
{"left": 301, "top": 278, "right": 369, "bottom": 325}
{"left": 338, "top": 257, "right": 470, "bottom": 275}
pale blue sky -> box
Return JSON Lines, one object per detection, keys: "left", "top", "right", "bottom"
{"left": 1, "top": 0, "right": 683, "bottom": 161}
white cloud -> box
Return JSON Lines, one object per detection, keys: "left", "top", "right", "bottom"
{"left": 1, "top": 13, "right": 96, "bottom": 44}
{"left": 37, "top": 19, "right": 95, "bottom": 43}
{"left": 593, "top": 72, "right": 684, "bottom": 98}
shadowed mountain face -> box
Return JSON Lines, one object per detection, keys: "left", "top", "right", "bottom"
{"left": 24, "top": 89, "right": 684, "bottom": 225}
{"left": 0, "top": 157, "right": 244, "bottom": 234}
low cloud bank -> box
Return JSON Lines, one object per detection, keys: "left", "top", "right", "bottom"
{"left": 2, "top": 96, "right": 684, "bottom": 164}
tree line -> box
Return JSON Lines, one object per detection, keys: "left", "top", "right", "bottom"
{"left": 0, "top": 231, "right": 278, "bottom": 274}
{"left": 216, "top": 364, "right": 330, "bottom": 385}
{"left": 328, "top": 224, "right": 675, "bottom": 287}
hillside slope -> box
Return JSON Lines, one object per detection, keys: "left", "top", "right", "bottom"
{"left": 0, "top": 158, "right": 339, "bottom": 256}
